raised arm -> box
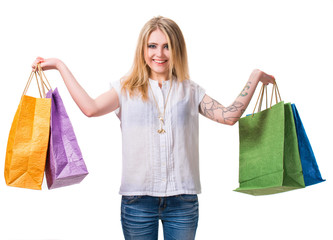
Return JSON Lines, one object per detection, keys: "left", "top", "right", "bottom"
{"left": 199, "top": 69, "right": 275, "bottom": 125}
{"left": 32, "top": 57, "right": 119, "bottom": 117}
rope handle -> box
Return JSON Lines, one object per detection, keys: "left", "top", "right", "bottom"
{"left": 252, "top": 82, "right": 282, "bottom": 117}
{"left": 37, "top": 63, "right": 52, "bottom": 91}
{"left": 22, "top": 63, "right": 52, "bottom": 98}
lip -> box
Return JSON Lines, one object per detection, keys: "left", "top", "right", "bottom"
{"left": 153, "top": 59, "right": 168, "bottom": 64}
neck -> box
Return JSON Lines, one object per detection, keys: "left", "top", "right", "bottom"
{"left": 149, "top": 73, "right": 169, "bottom": 84}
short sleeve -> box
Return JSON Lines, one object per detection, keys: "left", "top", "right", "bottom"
{"left": 189, "top": 80, "right": 206, "bottom": 107}
{"left": 110, "top": 79, "right": 122, "bottom": 116}
{"left": 110, "top": 79, "right": 121, "bottom": 98}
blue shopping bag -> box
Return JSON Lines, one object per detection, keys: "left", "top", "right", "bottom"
{"left": 291, "top": 104, "right": 325, "bottom": 186}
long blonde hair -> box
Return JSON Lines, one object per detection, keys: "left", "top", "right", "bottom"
{"left": 121, "top": 16, "right": 190, "bottom": 101}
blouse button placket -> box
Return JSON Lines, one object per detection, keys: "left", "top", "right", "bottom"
{"left": 157, "top": 85, "right": 168, "bottom": 192}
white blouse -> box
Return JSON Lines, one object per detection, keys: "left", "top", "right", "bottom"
{"left": 110, "top": 78, "right": 206, "bottom": 197}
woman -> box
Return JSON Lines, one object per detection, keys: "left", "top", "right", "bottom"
{"left": 32, "top": 16, "right": 275, "bottom": 240}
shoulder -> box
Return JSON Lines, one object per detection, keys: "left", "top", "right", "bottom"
{"left": 110, "top": 79, "right": 122, "bottom": 90}
{"left": 176, "top": 78, "right": 201, "bottom": 89}
{"left": 186, "top": 79, "right": 205, "bottom": 94}
{"left": 176, "top": 78, "right": 206, "bottom": 103}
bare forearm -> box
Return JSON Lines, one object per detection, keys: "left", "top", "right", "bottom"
{"left": 200, "top": 69, "right": 262, "bottom": 125}
{"left": 32, "top": 57, "right": 119, "bottom": 117}
{"left": 229, "top": 70, "right": 261, "bottom": 120}
{"left": 56, "top": 61, "right": 97, "bottom": 117}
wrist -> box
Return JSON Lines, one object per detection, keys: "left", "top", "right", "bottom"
{"left": 251, "top": 69, "right": 262, "bottom": 84}
{"left": 55, "top": 59, "right": 65, "bottom": 71}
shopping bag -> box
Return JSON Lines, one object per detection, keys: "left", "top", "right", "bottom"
{"left": 45, "top": 87, "right": 88, "bottom": 189}
{"left": 234, "top": 84, "right": 305, "bottom": 195}
{"left": 291, "top": 104, "right": 325, "bottom": 186}
{"left": 4, "top": 68, "right": 51, "bottom": 190}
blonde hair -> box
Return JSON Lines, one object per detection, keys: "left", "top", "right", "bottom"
{"left": 121, "top": 16, "right": 190, "bottom": 101}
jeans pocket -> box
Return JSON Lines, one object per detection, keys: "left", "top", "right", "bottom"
{"left": 122, "top": 195, "right": 142, "bottom": 205}
{"left": 177, "top": 194, "right": 198, "bottom": 202}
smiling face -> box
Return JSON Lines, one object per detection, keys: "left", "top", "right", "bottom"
{"left": 144, "top": 28, "right": 170, "bottom": 81}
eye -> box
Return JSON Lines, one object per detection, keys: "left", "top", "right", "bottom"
{"left": 164, "top": 44, "right": 169, "bottom": 49}
{"left": 148, "top": 44, "right": 156, "bottom": 49}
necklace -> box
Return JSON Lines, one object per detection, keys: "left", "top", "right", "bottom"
{"left": 148, "top": 79, "right": 173, "bottom": 134}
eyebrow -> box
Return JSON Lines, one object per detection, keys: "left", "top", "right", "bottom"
{"left": 147, "top": 42, "right": 168, "bottom": 45}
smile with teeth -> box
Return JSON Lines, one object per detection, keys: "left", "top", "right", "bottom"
{"left": 153, "top": 59, "right": 167, "bottom": 64}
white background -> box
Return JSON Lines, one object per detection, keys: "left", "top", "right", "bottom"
{"left": 0, "top": 0, "right": 332, "bottom": 239}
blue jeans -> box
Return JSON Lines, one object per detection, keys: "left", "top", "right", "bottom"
{"left": 121, "top": 194, "right": 199, "bottom": 240}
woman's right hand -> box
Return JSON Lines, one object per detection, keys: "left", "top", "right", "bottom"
{"left": 31, "top": 56, "right": 120, "bottom": 117}
{"left": 32, "top": 57, "right": 62, "bottom": 72}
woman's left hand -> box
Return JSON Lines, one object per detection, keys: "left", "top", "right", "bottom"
{"left": 254, "top": 69, "right": 276, "bottom": 85}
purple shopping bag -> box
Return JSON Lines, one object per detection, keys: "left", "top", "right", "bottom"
{"left": 46, "top": 88, "right": 88, "bottom": 189}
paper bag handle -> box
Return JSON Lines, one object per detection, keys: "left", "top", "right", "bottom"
{"left": 37, "top": 63, "right": 52, "bottom": 91}
{"left": 22, "top": 71, "right": 43, "bottom": 98}
{"left": 22, "top": 63, "right": 52, "bottom": 98}
{"left": 252, "top": 83, "right": 282, "bottom": 117}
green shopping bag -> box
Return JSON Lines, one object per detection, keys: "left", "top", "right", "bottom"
{"left": 234, "top": 84, "right": 305, "bottom": 195}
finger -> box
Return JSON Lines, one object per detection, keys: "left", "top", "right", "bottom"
{"left": 33, "top": 57, "right": 45, "bottom": 69}
{"left": 32, "top": 64, "right": 38, "bottom": 72}
{"left": 36, "top": 56, "right": 45, "bottom": 62}
{"left": 32, "top": 61, "right": 43, "bottom": 72}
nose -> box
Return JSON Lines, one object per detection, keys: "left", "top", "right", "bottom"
{"left": 156, "top": 46, "right": 164, "bottom": 58}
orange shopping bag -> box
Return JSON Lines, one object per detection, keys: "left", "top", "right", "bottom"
{"left": 5, "top": 65, "right": 51, "bottom": 190}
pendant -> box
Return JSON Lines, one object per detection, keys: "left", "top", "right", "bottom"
{"left": 158, "top": 116, "right": 166, "bottom": 134}
{"left": 158, "top": 128, "right": 166, "bottom": 134}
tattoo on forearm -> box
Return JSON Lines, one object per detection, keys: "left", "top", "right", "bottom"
{"left": 239, "top": 82, "right": 251, "bottom": 97}
{"left": 200, "top": 98, "right": 245, "bottom": 124}
{"left": 222, "top": 101, "right": 245, "bottom": 123}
